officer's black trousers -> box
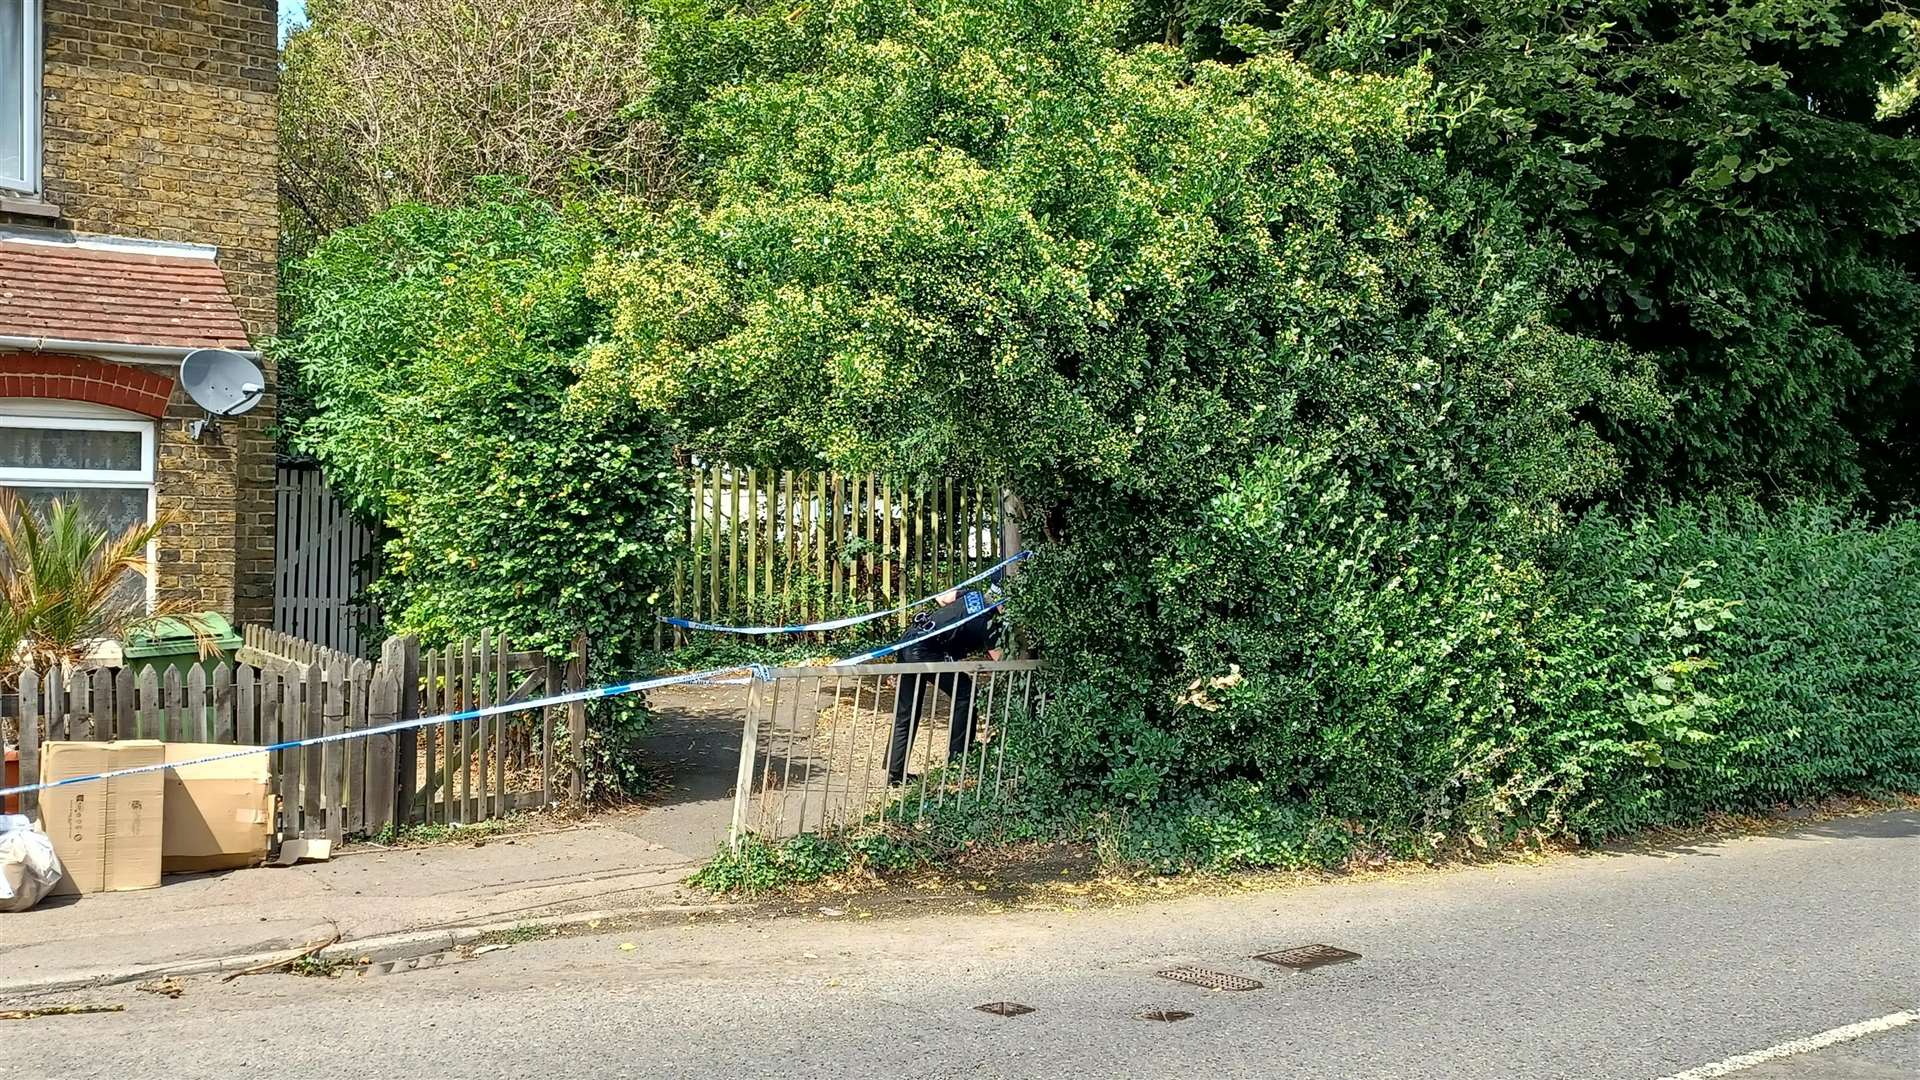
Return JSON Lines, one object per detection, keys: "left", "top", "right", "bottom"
{"left": 886, "top": 669, "right": 978, "bottom": 785}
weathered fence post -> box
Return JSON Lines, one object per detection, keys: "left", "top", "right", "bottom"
{"left": 1000, "top": 488, "right": 1024, "bottom": 579}
{"left": 367, "top": 636, "right": 409, "bottom": 836}
{"left": 392, "top": 634, "right": 420, "bottom": 827}
{"left": 18, "top": 669, "right": 40, "bottom": 819}
{"left": 301, "top": 662, "right": 324, "bottom": 838}
{"left": 323, "top": 659, "right": 347, "bottom": 847}
{"left": 729, "top": 673, "right": 763, "bottom": 847}
{"left": 567, "top": 632, "right": 588, "bottom": 804}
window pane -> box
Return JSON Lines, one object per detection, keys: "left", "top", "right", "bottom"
{"left": 1, "top": 486, "right": 149, "bottom": 537}
{"left": 1, "top": 485, "right": 152, "bottom": 608}
{"left": 0, "top": 426, "right": 144, "bottom": 472}
{"left": 0, "top": 0, "right": 22, "bottom": 185}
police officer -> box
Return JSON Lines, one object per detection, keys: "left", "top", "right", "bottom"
{"left": 885, "top": 570, "right": 1005, "bottom": 785}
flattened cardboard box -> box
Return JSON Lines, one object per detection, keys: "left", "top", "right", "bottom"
{"left": 162, "top": 743, "right": 273, "bottom": 873}
{"left": 38, "top": 740, "right": 166, "bottom": 895}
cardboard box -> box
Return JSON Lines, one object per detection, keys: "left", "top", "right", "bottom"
{"left": 38, "top": 740, "right": 166, "bottom": 895}
{"left": 161, "top": 743, "right": 273, "bottom": 874}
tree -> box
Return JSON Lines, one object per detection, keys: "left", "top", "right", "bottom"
{"left": 278, "top": 0, "right": 678, "bottom": 255}
{"left": 578, "top": 0, "right": 1668, "bottom": 844}
{"left": 1138, "top": 0, "right": 1920, "bottom": 505}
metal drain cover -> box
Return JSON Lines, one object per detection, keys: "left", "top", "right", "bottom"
{"left": 1136, "top": 1008, "right": 1194, "bottom": 1022}
{"left": 1155, "top": 966, "right": 1264, "bottom": 992}
{"left": 975, "top": 1002, "right": 1035, "bottom": 1017}
{"left": 1255, "top": 944, "right": 1362, "bottom": 971}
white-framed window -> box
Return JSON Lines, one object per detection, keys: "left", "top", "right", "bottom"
{"left": 0, "top": 0, "right": 40, "bottom": 194}
{"left": 0, "top": 400, "right": 158, "bottom": 610}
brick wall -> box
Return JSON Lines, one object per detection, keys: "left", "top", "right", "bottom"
{"left": 0, "top": 1, "right": 279, "bottom": 624}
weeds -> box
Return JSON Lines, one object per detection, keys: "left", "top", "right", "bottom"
{"left": 370, "top": 816, "right": 524, "bottom": 847}
{"left": 287, "top": 953, "right": 350, "bottom": 978}
{"left": 690, "top": 831, "right": 933, "bottom": 895}
{"left": 479, "top": 923, "right": 552, "bottom": 947}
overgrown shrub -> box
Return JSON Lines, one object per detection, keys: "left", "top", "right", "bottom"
{"left": 278, "top": 195, "right": 684, "bottom": 793}
{"left": 1551, "top": 503, "right": 1920, "bottom": 834}
{"left": 587, "top": 0, "right": 1670, "bottom": 850}
{"left": 1134, "top": 0, "right": 1920, "bottom": 506}
{"left": 1114, "top": 502, "right": 1919, "bottom": 870}
{"left": 591, "top": 0, "right": 1920, "bottom": 866}
{"left": 280, "top": 0, "right": 1920, "bottom": 851}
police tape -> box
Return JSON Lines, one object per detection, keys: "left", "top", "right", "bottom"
{"left": 831, "top": 599, "right": 1002, "bottom": 666}
{"left": 658, "top": 550, "right": 1031, "bottom": 636}
{"left": 0, "top": 664, "right": 758, "bottom": 801}
{"left": 4, "top": 559, "right": 1027, "bottom": 800}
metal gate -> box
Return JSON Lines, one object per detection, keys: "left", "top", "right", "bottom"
{"left": 273, "top": 464, "right": 379, "bottom": 657}
{"left": 730, "top": 660, "right": 1044, "bottom": 842}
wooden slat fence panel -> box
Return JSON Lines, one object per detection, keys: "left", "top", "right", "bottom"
{"left": 273, "top": 464, "right": 379, "bottom": 659}
{"left": 383, "top": 629, "right": 571, "bottom": 828}
{"left": 667, "top": 465, "right": 1006, "bottom": 641}
{"left": 8, "top": 626, "right": 578, "bottom": 845}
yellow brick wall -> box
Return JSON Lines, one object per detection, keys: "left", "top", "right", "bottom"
{"left": 1, "top": 1, "right": 280, "bottom": 624}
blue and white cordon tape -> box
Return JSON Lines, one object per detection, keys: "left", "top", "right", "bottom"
{"left": 0, "top": 664, "right": 755, "bottom": 801}
{"left": 1, "top": 558, "right": 1026, "bottom": 801}
{"left": 830, "top": 599, "right": 1002, "bottom": 666}
{"left": 659, "top": 550, "right": 1030, "bottom": 636}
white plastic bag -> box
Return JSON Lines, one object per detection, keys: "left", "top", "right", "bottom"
{"left": 0, "top": 813, "right": 64, "bottom": 912}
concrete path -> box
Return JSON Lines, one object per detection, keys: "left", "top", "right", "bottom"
{"left": 0, "top": 685, "right": 750, "bottom": 994}
{"left": 0, "top": 819, "right": 698, "bottom": 993}
{"left": 6, "top": 810, "right": 1914, "bottom": 1079}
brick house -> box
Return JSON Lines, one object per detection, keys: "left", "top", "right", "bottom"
{"left": 0, "top": 0, "right": 277, "bottom": 624}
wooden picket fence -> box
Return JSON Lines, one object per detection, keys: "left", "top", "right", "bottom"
{"left": 408, "top": 628, "right": 585, "bottom": 826}
{"left": 666, "top": 466, "right": 1008, "bottom": 646}
{"left": 5, "top": 627, "right": 586, "bottom": 848}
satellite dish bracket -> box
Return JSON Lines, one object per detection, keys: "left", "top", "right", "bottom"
{"left": 187, "top": 386, "right": 264, "bottom": 440}
{"left": 179, "top": 348, "right": 267, "bottom": 442}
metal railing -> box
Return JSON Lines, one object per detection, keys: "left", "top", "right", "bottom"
{"left": 729, "top": 660, "right": 1044, "bottom": 842}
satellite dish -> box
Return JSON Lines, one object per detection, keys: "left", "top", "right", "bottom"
{"left": 180, "top": 348, "right": 265, "bottom": 439}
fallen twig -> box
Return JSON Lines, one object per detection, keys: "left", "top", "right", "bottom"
{"left": 221, "top": 926, "right": 343, "bottom": 983}
{"left": 0, "top": 1004, "right": 126, "bottom": 1020}
{"left": 135, "top": 978, "right": 186, "bottom": 999}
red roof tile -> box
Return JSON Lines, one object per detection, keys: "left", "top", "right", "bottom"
{"left": 0, "top": 238, "right": 251, "bottom": 350}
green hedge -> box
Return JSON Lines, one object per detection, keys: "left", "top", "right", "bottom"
{"left": 278, "top": 195, "right": 684, "bottom": 796}
{"left": 1112, "top": 503, "right": 1920, "bottom": 870}
{"left": 1555, "top": 504, "right": 1920, "bottom": 835}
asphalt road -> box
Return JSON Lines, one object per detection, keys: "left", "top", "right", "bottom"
{"left": 7, "top": 811, "right": 1916, "bottom": 1079}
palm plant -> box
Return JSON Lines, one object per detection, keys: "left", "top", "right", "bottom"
{"left": 0, "top": 492, "right": 212, "bottom": 676}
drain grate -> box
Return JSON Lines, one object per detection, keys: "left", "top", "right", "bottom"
{"left": 1136, "top": 1008, "right": 1194, "bottom": 1022}
{"left": 975, "top": 1002, "right": 1035, "bottom": 1017}
{"left": 1254, "top": 944, "right": 1362, "bottom": 972}
{"left": 1155, "top": 966, "right": 1264, "bottom": 992}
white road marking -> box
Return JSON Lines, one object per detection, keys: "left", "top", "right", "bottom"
{"left": 1654, "top": 1010, "right": 1919, "bottom": 1080}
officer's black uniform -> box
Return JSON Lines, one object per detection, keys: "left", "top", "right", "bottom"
{"left": 886, "top": 588, "right": 998, "bottom": 785}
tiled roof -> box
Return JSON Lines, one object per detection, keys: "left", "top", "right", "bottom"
{"left": 0, "top": 235, "right": 250, "bottom": 350}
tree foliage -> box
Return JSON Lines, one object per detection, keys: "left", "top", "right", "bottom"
{"left": 280, "top": 199, "right": 678, "bottom": 680}
{"left": 570, "top": 0, "right": 1723, "bottom": 845}
{"left": 279, "top": 196, "right": 684, "bottom": 794}
{"left": 1136, "top": 0, "right": 1920, "bottom": 504}
{"left": 276, "top": 0, "right": 1920, "bottom": 846}
{"left": 278, "top": 0, "right": 679, "bottom": 255}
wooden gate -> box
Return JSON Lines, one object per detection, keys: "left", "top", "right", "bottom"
{"left": 273, "top": 464, "right": 379, "bottom": 657}
{"left": 666, "top": 466, "right": 1011, "bottom": 647}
